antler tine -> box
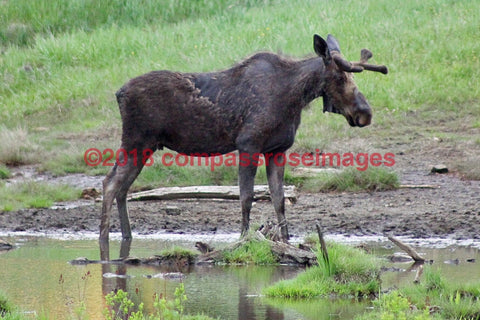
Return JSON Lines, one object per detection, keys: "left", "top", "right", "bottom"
{"left": 354, "top": 49, "right": 388, "bottom": 75}
{"left": 331, "top": 51, "right": 364, "bottom": 73}
{"left": 360, "top": 49, "right": 373, "bottom": 63}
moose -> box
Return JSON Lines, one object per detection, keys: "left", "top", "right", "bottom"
{"left": 99, "top": 34, "right": 387, "bottom": 245}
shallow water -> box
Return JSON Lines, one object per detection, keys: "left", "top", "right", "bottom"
{"left": 0, "top": 234, "right": 479, "bottom": 320}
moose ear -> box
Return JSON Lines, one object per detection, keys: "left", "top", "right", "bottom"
{"left": 313, "top": 34, "right": 330, "bottom": 61}
{"left": 326, "top": 34, "right": 341, "bottom": 53}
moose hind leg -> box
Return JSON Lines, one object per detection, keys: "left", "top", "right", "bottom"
{"left": 265, "top": 153, "right": 289, "bottom": 241}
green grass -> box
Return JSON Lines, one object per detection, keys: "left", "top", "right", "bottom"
{"left": 302, "top": 167, "right": 400, "bottom": 192}
{"left": 264, "top": 242, "right": 381, "bottom": 299}
{"left": 158, "top": 246, "right": 198, "bottom": 265}
{"left": 355, "top": 267, "right": 480, "bottom": 320}
{"left": 222, "top": 239, "right": 278, "bottom": 265}
{"left": 1, "top": 0, "right": 479, "bottom": 207}
{"left": 0, "top": 181, "right": 81, "bottom": 212}
{"left": 0, "top": 166, "right": 10, "bottom": 180}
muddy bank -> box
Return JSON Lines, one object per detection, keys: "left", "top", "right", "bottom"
{"left": 1, "top": 168, "right": 479, "bottom": 241}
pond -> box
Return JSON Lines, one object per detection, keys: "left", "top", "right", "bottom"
{"left": 0, "top": 233, "right": 479, "bottom": 320}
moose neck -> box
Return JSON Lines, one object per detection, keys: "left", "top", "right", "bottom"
{"left": 291, "top": 57, "right": 326, "bottom": 107}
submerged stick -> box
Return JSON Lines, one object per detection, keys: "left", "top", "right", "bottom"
{"left": 387, "top": 235, "right": 425, "bottom": 262}
{"left": 316, "top": 224, "right": 329, "bottom": 264}
{"left": 414, "top": 264, "right": 424, "bottom": 284}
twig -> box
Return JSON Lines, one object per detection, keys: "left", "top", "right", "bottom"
{"left": 316, "top": 224, "right": 329, "bottom": 264}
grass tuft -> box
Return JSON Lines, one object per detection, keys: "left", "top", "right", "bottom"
{"left": 264, "top": 242, "right": 380, "bottom": 299}
{"left": 0, "top": 127, "right": 39, "bottom": 166}
{"left": 0, "top": 166, "right": 11, "bottom": 180}
{"left": 222, "top": 239, "right": 278, "bottom": 265}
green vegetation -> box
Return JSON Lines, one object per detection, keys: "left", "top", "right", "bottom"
{"left": 0, "top": 166, "right": 10, "bottom": 180}
{"left": 1, "top": 0, "right": 479, "bottom": 203}
{"left": 159, "top": 246, "right": 198, "bottom": 265}
{"left": 222, "top": 239, "right": 278, "bottom": 265}
{"left": 355, "top": 268, "right": 480, "bottom": 320}
{"left": 103, "top": 284, "right": 218, "bottom": 320}
{"left": 302, "top": 167, "right": 399, "bottom": 193}
{"left": 0, "top": 292, "right": 14, "bottom": 316}
{"left": 0, "top": 181, "right": 81, "bottom": 212}
{"left": 264, "top": 242, "right": 381, "bottom": 298}
{"left": 0, "top": 285, "right": 217, "bottom": 320}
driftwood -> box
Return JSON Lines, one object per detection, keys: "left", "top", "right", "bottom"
{"left": 196, "top": 230, "right": 317, "bottom": 266}
{"left": 126, "top": 185, "right": 296, "bottom": 203}
{"left": 0, "top": 239, "right": 14, "bottom": 251}
{"left": 252, "top": 231, "right": 317, "bottom": 266}
{"left": 399, "top": 184, "right": 439, "bottom": 189}
{"left": 387, "top": 235, "right": 425, "bottom": 262}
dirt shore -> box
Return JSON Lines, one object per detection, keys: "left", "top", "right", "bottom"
{"left": 1, "top": 164, "right": 479, "bottom": 240}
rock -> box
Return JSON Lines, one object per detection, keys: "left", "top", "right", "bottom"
{"left": 165, "top": 206, "right": 181, "bottom": 216}
{"left": 444, "top": 258, "right": 459, "bottom": 265}
{"left": 81, "top": 187, "right": 100, "bottom": 200}
{"left": 431, "top": 164, "right": 448, "bottom": 174}
{"left": 0, "top": 239, "right": 14, "bottom": 251}
{"left": 195, "top": 241, "right": 214, "bottom": 254}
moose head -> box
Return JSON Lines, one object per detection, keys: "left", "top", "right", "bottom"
{"left": 314, "top": 34, "right": 388, "bottom": 127}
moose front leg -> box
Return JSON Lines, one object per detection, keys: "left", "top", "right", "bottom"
{"left": 265, "top": 152, "right": 289, "bottom": 242}
{"left": 238, "top": 159, "right": 258, "bottom": 237}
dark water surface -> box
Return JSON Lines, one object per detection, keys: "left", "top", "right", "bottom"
{"left": 0, "top": 234, "right": 479, "bottom": 320}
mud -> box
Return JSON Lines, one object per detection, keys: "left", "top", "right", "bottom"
{"left": 1, "top": 165, "right": 479, "bottom": 241}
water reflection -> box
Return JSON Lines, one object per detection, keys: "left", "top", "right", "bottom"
{"left": 99, "top": 239, "right": 131, "bottom": 295}
{"left": 0, "top": 236, "right": 478, "bottom": 320}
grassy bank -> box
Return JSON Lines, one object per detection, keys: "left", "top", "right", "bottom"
{"left": 355, "top": 267, "right": 480, "bottom": 320}
{"left": 1, "top": 0, "right": 479, "bottom": 208}
{"left": 264, "top": 242, "right": 381, "bottom": 298}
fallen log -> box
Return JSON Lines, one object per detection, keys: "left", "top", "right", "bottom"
{"left": 387, "top": 235, "right": 425, "bottom": 262}
{"left": 126, "top": 185, "right": 296, "bottom": 203}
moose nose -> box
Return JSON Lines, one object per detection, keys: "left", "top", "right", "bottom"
{"left": 354, "top": 92, "right": 372, "bottom": 127}
{"left": 356, "top": 110, "right": 372, "bottom": 127}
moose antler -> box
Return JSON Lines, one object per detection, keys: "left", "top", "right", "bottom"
{"left": 332, "top": 49, "right": 388, "bottom": 75}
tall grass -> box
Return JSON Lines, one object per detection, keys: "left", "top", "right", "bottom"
{"left": 0, "top": 0, "right": 271, "bottom": 47}
{"left": 0, "top": 0, "right": 478, "bottom": 202}
{"left": 303, "top": 167, "right": 400, "bottom": 193}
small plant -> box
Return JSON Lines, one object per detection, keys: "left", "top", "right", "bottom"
{"left": 0, "top": 166, "right": 10, "bottom": 180}
{"left": 104, "top": 289, "right": 144, "bottom": 320}
{"left": 103, "top": 284, "right": 191, "bottom": 320}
